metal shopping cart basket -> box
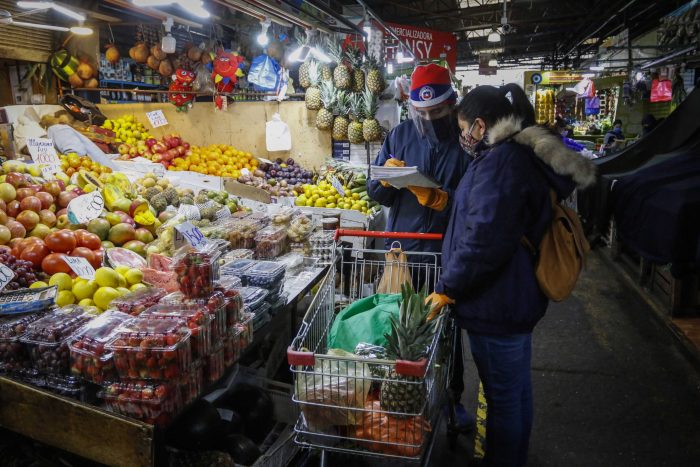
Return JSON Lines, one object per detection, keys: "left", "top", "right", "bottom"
{"left": 287, "top": 230, "right": 456, "bottom": 466}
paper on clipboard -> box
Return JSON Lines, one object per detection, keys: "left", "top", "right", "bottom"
{"left": 370, "top": 166, "right": 441, "bottom": 189}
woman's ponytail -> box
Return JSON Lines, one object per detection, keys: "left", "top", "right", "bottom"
{"left": 501, "top": 83, "right": 536, "bottom": 128}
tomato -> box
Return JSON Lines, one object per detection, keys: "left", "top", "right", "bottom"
{"left": 11, "top": 237, "right": 43, "bottom": 258}
{"left": 20, "top": 242, "right": 50, "bottom": 268}
{"left": 91, "top": 248, "right": 104, "bottom": 269}
{"left": 75, "top": 230, "right": 101, "bottom": 250}
{"left": 41, "top": 252, "right": 72, "bottom": 275}
{"left": 70, "top": 247, "right": 95, "bottom": 265}
{"left": 44, "top": 229, "right": 77, "bottom": 253}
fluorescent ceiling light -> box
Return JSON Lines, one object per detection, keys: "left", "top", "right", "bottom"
{"left": 132, "top": 0, "right": 210, "bottom": 19}
{"left": 487, "top": 30, "right": 500, "bottom": 42}
{"left": 17, "top": 1, "right": 85, "bottom": 21}
{"left": 488, "top": 59, "right": 498, "bottom": 67}
{"left": 10, "top": 19, "right": 68, "bottom": 31}
{"left": 590, "top": 65, "right": 605, "bottom": 71}
{"left": 70, "top": 25, "right": 92, "bottom": 35}
{"left": 582, "top": 73, "right": 595, "bottom": 78}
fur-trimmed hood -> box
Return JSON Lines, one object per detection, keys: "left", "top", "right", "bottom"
{"left": 485, "top": 115, "right": 597, "bottom": 189}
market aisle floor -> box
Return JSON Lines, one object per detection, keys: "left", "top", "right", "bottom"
{"left": 324, "top": 251, "right": 700, "bottom": 467}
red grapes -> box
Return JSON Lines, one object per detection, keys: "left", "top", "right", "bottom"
{"left": 0, "top": 251, "right": 39, "bottom": 290}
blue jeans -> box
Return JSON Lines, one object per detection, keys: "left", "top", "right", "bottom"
{"left": 468, "top": 333, "right": 533, "bottom": 467}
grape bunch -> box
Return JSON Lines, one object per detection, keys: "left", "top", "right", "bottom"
{"left": 0, "top": 251, "right": 39, "bottom": 291}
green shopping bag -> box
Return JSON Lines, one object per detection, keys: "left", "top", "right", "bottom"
{"left": 327, "top": 293, "right": 401, "bottom": 353}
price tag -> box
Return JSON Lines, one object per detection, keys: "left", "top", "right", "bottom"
{"left": 26, "top": 138, "right": 60, "bottom": 165}
{"left": 257, "top": 157, "right": 274, "bottom": 165}
{"left": 177, "top": 204, "right": 201, "bottom": 220}
{"left": 63, "top": 256, "right": 96, "bottom": 280}
{"left": 0, "top": 263, "right": 15, "bottom": 292}
{"left": 214, "top": 207, "right": 231, "bottom": 221}
{"left": 146, "top": 110, "right": 168, "bottom": 128}
{"left": 174, "top": 222, "right": 208, "bottom": 250}
{"left": 41, "top": 164, "right": 61, "bottom": 180}
{"left": 67, "top": 191, "right": 105, "bottom": 224}
{"left": 279, "top": 196, "right": 296, "bottom": 207}
{"left": 241, "top": 168, "right": 251, "bottom": 177}
{"left": 331, "top": 176, "right": 346, "bottom": 197}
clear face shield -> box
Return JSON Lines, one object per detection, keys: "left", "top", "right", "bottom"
{"left": 409, "top": 103, "right": 456, "bottom": 142}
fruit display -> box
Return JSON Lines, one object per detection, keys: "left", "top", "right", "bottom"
{"left": 170, "top": 143, "right": 259, "bottom": 178}
{"left": 294, "top": 166, "right": 378, "bottom": 214}
{"left": 117, "top": 133, "right": 193, "bottom": 169}
{"left": 99, "top": 381, "right": 182, "bottom": 426}
{"left": 111, "top": 287, "right": 167, "bottom": 316}
{"left": 69, "top": 311, "right": 131, "bottom": 384}
{"left": 254, "top": 225, "right": 287, "bottom": 259}
{"left": 101, "top": 115, "right": 151, "bottom": 146}
{"left": 59, "top": 153, "right": 113, "bottom": 178}
{"left": 107, "top": 317, "right": 193, "bottom": 381}
{"left": 20, "top": 308, "right": 92, "bottom": 375}
{"left": 260, "top": 157, "right": 314, "bottom": 194}
{"left": 0, "top": 312, "right": 48, "bottom": 373}
{"left": 141, "top": 304, "right": 212, "bottom": 359}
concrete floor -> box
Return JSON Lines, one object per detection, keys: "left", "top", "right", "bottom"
{"left": 322, "top": 250, "right": 700, "bottom": 467}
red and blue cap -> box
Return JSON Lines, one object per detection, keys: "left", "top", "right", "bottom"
{"left": 410, "top": 64, "right": 456, "bottom": 108}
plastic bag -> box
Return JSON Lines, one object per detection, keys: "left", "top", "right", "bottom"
{"left": 248, "top": 54, "right": 280, "bottom": 92}
{"left": 354, "top": 399, "right": 431, "bottom": 456}
{"left": 192, "top": 63, "right": 215, "bottom": 94}
{"left": 266, "top": 113, "right": 292, "bottom": 151}
{"left": 296, "top": 349, "right": 371, "bottom": 431}
{"left": 650, "top": 78, "right": 672, "bottom": 103}
{"left": 377, "top": 246, "right": 412, "bottom": 294}
{"left": 327, "top": 293, "right": 400, "bottom": 352}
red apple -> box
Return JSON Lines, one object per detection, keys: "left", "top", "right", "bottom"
{"left": 5, "top": 172, "right": 28, "bottom": 188}
{"left": 57, "top": 191, "right": 78, "bottom": 209}
{"left": 145, "top": 138, "right": 158, "bottom": 148}
{"left": 152, "top": 154, "right": 163, "bottom": 163}
{"left": 118, "top": 144, "right": 130, "bottom": 155}
{"left": 15, "top": 187, "right": 36, "bottom": 200}
{"left": 6, "top": 200, "right": 20, "bottom": 217}
{"left": 20, "top": 196, "right": 42, "bottom": 213}
{"left": 152, "top": 142, "right": 167, "bottom": 154}
{"left": 42, "top": 181, "right": 61, "bottom": 197}
{"left": 175, "top": 145, "right": 186, "bottom": 156}
{"left": 182, "top": 142, "right": 190, "bottom": 150}
{"left": 39, "top": 209, "right": 56, "bottom": 227}
{"left": 16, "top": 210, "right": 40, "bottom": 230}
{"left": 35, "top": 191, "right": 55, "bottom": 210}
{"left": 57, "top": 208, "right": 67, "bottom": 217}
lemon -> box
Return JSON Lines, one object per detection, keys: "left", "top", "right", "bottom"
{"left": 125, "top": 269, "right": 144, "bottom": 286}
{"left": 29, "top": 281, "right": 48, "bottom": 289}
{"left": 95, "top": 267, "right": 120, "bottom": 288}
{"left": 49, "top": 273, "right": 73, "bottom": 292}
{"left": 73, "top": 280, "right": 98, "bottom": 301}
{"left": 114, "top": 265, "right": 130, "bottom": 277}
{"left": 78, "top": 298, "right": 95, "bottom": 307}
{"left": 93, "top": 287, "right": 120, "bottom": 310}
{"left": 130, "top": 283, "right": 147, "bottom": 292}
{"left": 56, "top": 290, "right": 76, "bottom": 307}
{"left": 117, "top": 274, "right": 127, "bottom": 288}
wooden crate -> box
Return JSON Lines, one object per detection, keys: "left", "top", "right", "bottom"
{"left": 0, "top": 377, "right": 154, "bottom": 467}
{"left": 650, "top": 264, "right": 699, "bottom": 315}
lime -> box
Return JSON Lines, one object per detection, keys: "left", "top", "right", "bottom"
{"left": 49, "top": 273, "right": 73, "bottom": 292}
{"left": 114, "top": 265, "right": 130, "bottom": 277}
{"left": 78, "top": 298, "right": 95, "bottom": 307}
{"left": 95, "top": 267, "right": 120, "bottom": 288}
{"left": 130, "top": 283, "right": 147, "bottom": 292}
{"left": 56, "top": 290, "right": 76, "bottom": 307}
{"left": 93, "top": 287, "right": 120, "bottom": 310}
{"left": 29, "top": 281, "right": 48, "bottom": 289}
{"left": 73, "top": 280, "right": 98, "bottom": 301}
{"left": 124, "top": 269, "right": 144, "bottom": 286}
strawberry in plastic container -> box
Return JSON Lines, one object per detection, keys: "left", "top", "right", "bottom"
{"left": 141, "top": 304, "right": 212, "bottom": 359}
{"left": 100, "top": 381, "right": 182, "bottom": 426}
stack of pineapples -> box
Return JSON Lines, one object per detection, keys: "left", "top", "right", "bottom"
{"left": 299, "top": 37, "right": 386, "bottom": 144}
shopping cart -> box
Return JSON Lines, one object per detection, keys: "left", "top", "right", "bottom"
{"left": 287, "top": 230, "right": 456, "bottom": 466}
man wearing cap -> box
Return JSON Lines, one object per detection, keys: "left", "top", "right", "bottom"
{"left": 367, "top": 63, "right": 472, "bottom": 431}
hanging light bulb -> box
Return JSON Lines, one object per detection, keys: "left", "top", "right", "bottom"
{"left": 487, "top": 29, "right": 501, "bottom": 42}
{"left": 161, "top": 16, "right": 176, "bottom": 53}
{"left": 488, "top": 58, "right": 498, "bottom": 67}
{"left": 257, "top": 18, "right": 271, "bottom": 46}
{"left": 387, "top": 62, "right": 394, "bottom": 74}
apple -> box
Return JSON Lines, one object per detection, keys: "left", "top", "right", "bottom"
{"left": 152, "top": 142, "right": 167, "bottom": 154}
{"left": 57, "top": 208, "right": 67, "bottom": 217}
{"left": 19, "top": 196, "right": 42, "bottom": 213}
{"left": 118, "top": 144, "right": 130, "bottom": 155}
{"left": 6, "top": 200, "right": 20, "bottom": 217}
{"left": 152, "top": 154, "right": 163, "bottom": 163}
{"left": 39, "top": 209, "right": 56, "bottom": 227}
{"left": 35, "top": 191, "right": 55, "bottom": 210}
{"left": 175, "top": 145, "right": 186, "bottom": 156}
{"left": 15, "top": 187, "right": 36, "bottom": 200}
{"left": 128, "top": 147, "right": 138, "bottom": 157}
{"left": 5, "top": 172, "right": 28, "bottom": 188}
{"left": 57, "top": 191, "right": 78, "bottom": 208}
{"left": 137, "top": 146, "right": 148, "bottom": 155}
{"left": 56, "top": 214, "right": 69, "bottom": 229}
{"left": 182, "top": 142, "right": 190, "bottom": 150}
{"left": 145, "top": 138, "right": 157, "bottom": 148}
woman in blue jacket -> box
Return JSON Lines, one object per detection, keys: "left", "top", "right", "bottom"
{"left": 427, "top": 84, "right": 596, "bottom": 466}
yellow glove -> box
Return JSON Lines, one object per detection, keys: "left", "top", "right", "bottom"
{"left": 408, "top": 186, "right": 448, "bottom": 211}
{"left": 380, "top": 158, "right": 405, "bottom": 188}
{"left": 426, "top": 292, "right": 455, "bottom": 321}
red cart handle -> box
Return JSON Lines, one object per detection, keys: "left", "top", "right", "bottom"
{"left": 335, "top": 229, "right": 443, "bottom": 241}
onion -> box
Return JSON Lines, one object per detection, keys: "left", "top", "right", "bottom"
{"left": 151, "top": 44, "right": 167, "bottom": 60}
{"left": 77, "top": 61, "right": 94, "bottom": 80}
{"left": 68, "top": 73, "right": 84, "bottom": 88}
{"left": 105, "top": 44, "right": 120, "bottom": 64}
{"left": 158, "top": 59, "right": 173, "bottom": 77}
{"left": 133, "top": 42, "right": 149, "bottom": 63}
{"left": 146, "top": 55, "right": 160, "bottom": 71}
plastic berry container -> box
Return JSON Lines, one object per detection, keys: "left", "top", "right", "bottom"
{"left": 238, "top": 287, "right": 269, "bottom": 313}
{"left": 173, "top": 250, "right": 220, "bottom": 299}
{"left": 241, "top": 261, "right": 286, "bottom": 288}
{"left": 107, "top": 318, "right": 192, "bottom": 381}
{"left": 180, "top": 360, "right": 204, "bottom": 406}
{"left": 110, "top": 287, "right": 167, "bottom": 316}
{"left": 286, "top": 215, "right": 316, "bottom": 243}
{"left": 220, "top": 258, "right": 255, "bottom": 277}
{"left": 69, "top": 311, "right": 131, "bottom": 384}
{"left": 140, "top": 304, "right": 212, "bottom": 359}
{"left": 251, "top": 303, "right": 271, "bottom": 332}
{"left": 234, "top": 313, "right": 255, "bottom": 355}
{"left": 223, "top": 331, "right": 239, "bottom": 367}
{"left": 99, "top": 381, "right": 182, "bottom": 426}
{"left": 228, "top": 220, "right": 263, "bottom": 250}
{"left": 254, "top": 226, "right": 288, "bottom": 259}
{"left": 204, "top": 344, "right": 225, "bottom": 384}
{"left": 0, "top": 312, "right": 47, "bottom": 374}
{"left": 161, "top": 291, "right": 227, "bottom": 342}
{"left": 20, "top": 309, "right": 92, "bottom": 375}
{"left": 45, "top": 374, "right": 85, "bottom": 401}
{"left": 220, "top": 249, "right": 255, "bottom": 264}
{"left": 217, "top": 288, "right": 243, "bottom": 330}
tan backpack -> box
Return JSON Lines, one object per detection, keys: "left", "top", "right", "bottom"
{"left": 522, "top": 190, "right": 590, "bottom": 302}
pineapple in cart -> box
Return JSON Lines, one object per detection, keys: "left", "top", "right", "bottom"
{"left": 332, "top": 90, "right": 351, "bottom": 141}
{"left": 305, "top": 61, "right": 322, "bottom": 110}
{"left": 362, "top": 88, "right": 383, "bottom": 142}
{"left": 348, "top": 92, "right": 365, "bottom": 144}
{"left": 328, "top": 36, "right": 352, "bottom": 90}
{"left": 380, "top": 283, "right": 441, "bottom": 416}
{"left": 316, "top": 80, "right": 336, "bottom": 131}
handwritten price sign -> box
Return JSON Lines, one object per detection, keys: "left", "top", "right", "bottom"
{"left": 63, "top": 256, "right": 96, "bottom": 280}
{"left": 146, "top": 110, "right": 168, "bottom": 128}
{"left": 0, "top": 263, "right": 15, "bottom": 291}
{"left": 174, "top": 222, "right": 208, "bottom": 250}
{"left": 41, "top": 164, "right": 62, "bottom": 180}
{"left": 67, "top": 191, "right": 105, "bottom": 224}
{"left": 331, "top": 176, "right": 346, "bottom": 197}
{"left": 27, "top": 138, "right": 60, "bottom": 165}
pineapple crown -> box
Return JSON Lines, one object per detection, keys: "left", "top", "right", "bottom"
{"left": 332, "top": 90, "right": 350, "bottom": 116}
{"left": 346, "top": 45, "right": 363, "bottom": 69}
{"left": 363, "top": 53, "right": 382, "bottom": 72}
{"left": 326, "top": 36, "right": 346, "bottom": 64}
{"left": 384, "top": 282, "right": 438, "bottom": 361}
{"left": 307, "top": 60, "right": 320, "bottom": 86}
{"left": 349, "top": 93, "right": 365, "bottom": 121}
{"left": 320, "top": 80, "right": 336, "bottom": 108}
{"left": 362, "top": 88, "right": 379, "bottom": 119}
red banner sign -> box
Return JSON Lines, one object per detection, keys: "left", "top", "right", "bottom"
{"left": 385, "top": 22, "right": 457, "bottom": 71}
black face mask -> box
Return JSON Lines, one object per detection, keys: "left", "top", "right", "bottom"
{"left": 424, "top": 114, "right": 455, "bottom": 141}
